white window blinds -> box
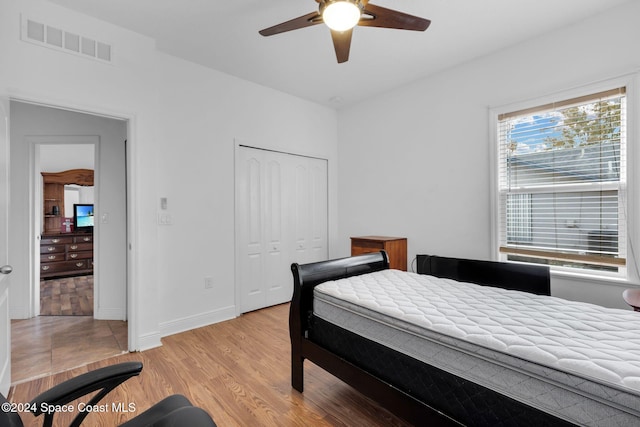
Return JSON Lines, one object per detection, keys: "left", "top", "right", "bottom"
{"left": 497, "top": 87, "right": 626, "bottom": 272}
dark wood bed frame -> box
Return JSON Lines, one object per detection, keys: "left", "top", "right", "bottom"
{"left": 290, "top": 251, "right": 560, "bottom": 426}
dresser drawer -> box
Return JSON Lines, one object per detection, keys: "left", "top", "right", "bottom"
{"left": 41, "top": 259, "right": 90, "bottom": 274}
{"left": 67, "top": 242, "right": 93, "bottom": 252}
{"left": 66, "top": 250, "right": 92, "bottom": 261}
{"left": 40, "top": 232, "right": 94, "bottom": 278}
{"left": 40, "top": 253, "right": 65, "bottom": 263}
{"left": 74, "top": 235, "right": 93, "bottom": 243}
{"left": 41, "top": 236, "right": 73, "bottom": 245}
{"left": 40, "top": 244, "right": 66, "bottom": 254}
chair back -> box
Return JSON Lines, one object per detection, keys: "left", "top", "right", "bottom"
{"left": 0, "top": 393, "right": 24, "bottom": 427}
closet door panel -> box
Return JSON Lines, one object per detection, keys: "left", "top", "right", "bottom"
{"left": 238, "top": 152, "right": 266, "bottom": 312}
{"left": 293, "top": 163, "right": 310, "bottom": 264}
{"left": 264, "top": 157, "right": 289, "bottom": 306}
{"left": 309, "top": 160, "right": 328, "bottom": 263}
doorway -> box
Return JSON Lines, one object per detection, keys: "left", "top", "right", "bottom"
{"left": 37, "top": 144, "right": 95, "bottom": 316}
{"left": 9, "top": 101, "right": 129, "bottom": 382}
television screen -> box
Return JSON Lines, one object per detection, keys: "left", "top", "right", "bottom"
{"left": 74, "top": 204, "right": 94, "bottom": 230}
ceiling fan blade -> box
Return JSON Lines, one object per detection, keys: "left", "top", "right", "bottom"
{"left": 330, "top": 29, "right": 353, "bottom": 63}
{"left": 259, "top": 11, "right": 323, "bottom": 36}
{"left": 359, "top": 4, "right": 430, "bottom": 31}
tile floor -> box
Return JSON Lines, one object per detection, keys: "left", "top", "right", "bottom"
{"left": 40, "top": 275, "right": 93, "bottom": 316}
{"left": 11, "top": 316, "right": 128, "bottom": 384}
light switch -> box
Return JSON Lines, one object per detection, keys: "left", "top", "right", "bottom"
{"left": 157, "top": 213, "right": 173, "bottom": 225}
{"left": 160, "top": 197, "right": 168, "bottom": 210}
{"left": 101, "top": 212, "right": 109, "bottom": 224}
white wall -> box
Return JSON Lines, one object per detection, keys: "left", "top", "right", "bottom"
{"left": 337, "top": 1, "right": 640, "bottom": 309}
{"left": 1, "top": 0, "right": 338, "bottom": 350}
{"left": 40, "top": 144, "right": 94, "bottom": 171}
{"left": 153, "top": 52, "right": 338, "bottom": 336}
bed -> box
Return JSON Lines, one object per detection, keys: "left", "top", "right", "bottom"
{"left": 289, "top": 251, "right": 640, "bottom": 426}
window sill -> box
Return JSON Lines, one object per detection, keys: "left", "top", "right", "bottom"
{"left": 550, "top": 268, "right": 639, "bottom": 288}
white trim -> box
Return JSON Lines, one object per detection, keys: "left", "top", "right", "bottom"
{"left": 624, "top": 73, "right": 640, "bottom": 284}
{"left": 6, "top": 90, "right": 133, "bottom": 122}
{"left": 233, "top": 139, "right": 241, "bottom": 318}
{"left": 125, "top": 118, "right": 139, "bottom": 350}
{"left": 95, "top": 307, "right": 126, "bottom": 320}
{"left": 0, "top": 284, "right": 10, "bottom": 395}
{"left": 489, "top": 108, "right": 500, "bottom": 260}
{"left": 136, "top": 331, "right": 162, "bottom": 352}
{"left": 491, "top": 73, "right": 636, "bottom": 120}
{"left": 551, "top": 269, "right": 633, "bottom": 288}
{"left": 159, "top": 306, "right": 236, "bottom": 338}
{"left": 0, "top": 97, "right": 10, "bottom": 393}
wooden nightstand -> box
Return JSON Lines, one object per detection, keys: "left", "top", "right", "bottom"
{"left": 351, "top": 236, "right": 407, "bottom": 271}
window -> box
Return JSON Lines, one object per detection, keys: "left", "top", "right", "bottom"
{"left": 496, "top": 87, "right": 627, "bottom": 274}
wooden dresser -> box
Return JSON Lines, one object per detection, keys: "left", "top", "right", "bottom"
{"left": 351, "top": 236, "right": 407, "bottom": 271}
{"left": 40, "top": 232, "right": 93, "bottom": 278}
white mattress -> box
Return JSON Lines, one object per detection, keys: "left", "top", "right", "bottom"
{"left": 313, "top": 269, "right": 640, "bottom": 426}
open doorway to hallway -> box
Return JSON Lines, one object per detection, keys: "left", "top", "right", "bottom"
{"left": 9, "top": 100, "right": 129, "bottom": 384}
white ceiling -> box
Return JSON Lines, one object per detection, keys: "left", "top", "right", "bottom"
{"left": 47, "top": 0, "right": 632, "bottom": 108}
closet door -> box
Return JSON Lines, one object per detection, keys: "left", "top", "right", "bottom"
{"left": 263, "top": 154, "right": 290, "bottom": 307}
{"left": 237, "top": 146, "right": 327, "bottom": 313}
{"left": 237, "top": 149, "right": 270, "bottom": 312}
{"left": 291, "top": 156, "right": 328, "bottom": 266}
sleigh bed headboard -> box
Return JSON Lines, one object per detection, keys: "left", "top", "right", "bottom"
{"left": 416, "top": 254, "right": 550, "bottom": 296}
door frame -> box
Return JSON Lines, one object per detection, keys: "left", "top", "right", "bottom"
{"left": 0, "top": 97, "right": 11, "bottom": 395}
{"left": 30, "top": 137, "right": 98, "bottom": 317}
{"left": 6, "top": 93, "right": 140, "bottom": 352}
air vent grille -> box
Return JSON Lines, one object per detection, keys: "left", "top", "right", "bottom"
{"left": 21, "top": 16, "right": 113, "bottom": 63}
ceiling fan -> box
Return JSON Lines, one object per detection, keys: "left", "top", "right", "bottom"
{"left": 259, "top": 0, "right": 431, "bottom": 63}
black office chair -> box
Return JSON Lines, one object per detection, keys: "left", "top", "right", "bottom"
{"left": 0, "top": 362, "right": 217, "bottom": 427}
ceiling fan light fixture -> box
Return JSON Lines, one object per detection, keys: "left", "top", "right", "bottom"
{"left": 322, "top": 0, "right": 362, "bottom": 32}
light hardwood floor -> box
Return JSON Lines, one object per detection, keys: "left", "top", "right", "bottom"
{"left": 8, "top": 304, "right": 412, "bottom": 427}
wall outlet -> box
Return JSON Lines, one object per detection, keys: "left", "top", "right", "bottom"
{"left": 204, "top": 277, "right": 214, "bottom": 289}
